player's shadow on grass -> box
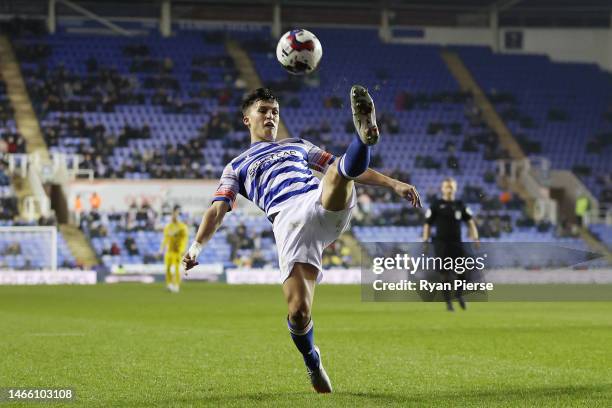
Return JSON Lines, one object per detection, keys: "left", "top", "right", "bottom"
{"left": 346, "top": 383, "right": 611, "bottom": 405}
{"left": 142, "top": 384, "right": 611, "bottom": 407}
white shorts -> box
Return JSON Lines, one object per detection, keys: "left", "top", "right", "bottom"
{"left": 272, "top": 182, "right": 356, "bottom": 283}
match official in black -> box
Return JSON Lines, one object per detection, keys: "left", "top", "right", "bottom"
{"left": 422, "top": 178, "right": 479, "bottom": 311}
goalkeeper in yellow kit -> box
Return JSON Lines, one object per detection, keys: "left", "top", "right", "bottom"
{"left": 159, "top": 206, "right": 189, "bottom": 293}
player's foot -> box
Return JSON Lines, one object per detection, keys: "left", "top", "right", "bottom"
{"left": 350, "top": 85, "right": 379, "bottom": 146}
{"left": 166, "top": 284, "right": 173, "bottom": 292}
{"left": 307, "top": 346, "right": 332, "bottom": 393}
{"left": 446, "top": 302, "right": 454, "bottom": 312}
{"left": 458, "top": 296, "right": 466, "bottom": 310}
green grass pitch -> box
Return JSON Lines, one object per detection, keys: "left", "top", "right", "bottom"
{"left": 1, "top": 283, "right": 611, "bottom": 407}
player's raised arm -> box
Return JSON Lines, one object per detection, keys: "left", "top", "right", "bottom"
{"left": 183, "top": 201, "right": 230, "bottom": 270}
{"left": 353, "top": 168, "right": 422, "bottom": 208}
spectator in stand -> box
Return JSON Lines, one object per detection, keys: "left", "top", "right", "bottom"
{"left": 110, "top": 242, "right": 121, "bottom": 256}
{"left": 124, "top": 236, "right": 139, "bottom": 256}
{"left": 499, "top": 191, "right": 512, "bottom": 206}
{"left": 2, "top": 242, "right": 22, "bottom": 256}
{"left": 74, "top": 194, "right": 83, "bottom": 225}
{"left": 378, "top": 113, "right": 400, "bottom": 134}
{"left": 446, "top": 154, "right": 460, "bottom": 173}
{"left": 89, "top": 219, "right": 108, "bottom": 238}
{"left": 322, "top": 241, "right": 350, "bottom": 269}
{"left": 136, "top": 203, "right": 149, "bottom": 222}
{"left": 0, "top": 193, "right": 18, "bottom": 221}
{"left": 575, "top": 192, "right": 590, "bottom": 227}
{"left": 161, "top": 201, "right": 172, "bottom": 217}
{"left": 90, "top": 192, "right": 101, "bottom": 211}
{"left": 38, "top": 213, "right": 57, "bottom": 226}
{"left": 227, "top": 224, "right": 254, "bottom": 262}
{"left": 251, "top": 249, "right": 266, "bottom": 268}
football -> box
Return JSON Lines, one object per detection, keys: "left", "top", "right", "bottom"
{"left": 276, "top": 29, "right": 322, "bottom": 75}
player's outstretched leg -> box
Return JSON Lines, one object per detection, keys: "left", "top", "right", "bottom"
{"left": 321, "top": 85, "right": 379, "bottom": 212}
{"left": 336, "top": 85, "right": 379, "bottom": 181}
{"left": 283, "top": 263, "right": 332, "bottom": 393}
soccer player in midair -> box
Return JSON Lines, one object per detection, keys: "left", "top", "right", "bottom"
{"left": 183, "top": 87, "right": 421, "bottom": 393}
{"left": 160, "top": 206, "right": 189, "bottom": 293}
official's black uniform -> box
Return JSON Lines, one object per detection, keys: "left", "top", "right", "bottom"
{"left": 424, "top": 198, "right": 473, "bottom": 306}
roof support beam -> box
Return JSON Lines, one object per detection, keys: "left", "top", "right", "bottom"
{"left": 492, "top": 0, "right": 523, "bottom": 13}
{"left": 57, "top": 0, "right": 133, "bottom": 36}
{"left": 160, "top": 0, "right": 171, "bottom": 37}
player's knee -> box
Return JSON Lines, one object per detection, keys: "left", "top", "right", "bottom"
{"left": 288, "top": 301, "right": 311, "bottom": 328}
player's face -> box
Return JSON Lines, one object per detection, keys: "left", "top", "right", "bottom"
{"left": 441, "top": 180, "right": 457, "bottom": 200}
{"left": 243, "top": 100, "right": 280, "bottom": 142}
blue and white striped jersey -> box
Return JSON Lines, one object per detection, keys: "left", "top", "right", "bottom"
{"left": 212, "top": 138, "right": 336, "bottom": 216}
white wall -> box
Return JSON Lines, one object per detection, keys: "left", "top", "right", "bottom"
{"left": 68, "top": 179, "right": 261, "bottom": 214}
{"left": 423, "top": 27, "right": 494, "bottom": 48}
{"left": 500, "top": 28, "right": 612, "bottom": 72}
{"left": 388, "top": 27, "right": 494, "bottom": 47}
{"left": 389, "top": 26, "right": 612, "bottom": 72}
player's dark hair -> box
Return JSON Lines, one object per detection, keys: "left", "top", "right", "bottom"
{"left": 442, "top": 177, "right": 457, "bottom": 186}
{"left": 441, "top": 177, "right": 457, "bottom": 192}
{"left": 241, "top": 88, "right": 277, "bottom": 114}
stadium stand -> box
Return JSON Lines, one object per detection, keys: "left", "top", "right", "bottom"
{"left": 0, "top": 229, "right": 75, "bottom": 269}
{"left": 12, "top": 25, "right": 245, "bottom": 179}
{"left": 455, "top": 46, "right": 612, "bottom": 207}
{"left": 0, "top": 162, "right": 76, "bottom": 269}
{"left": 589, "top": 224, "right": 612, "bottom": 250}
{"left": 242, "top": 27, "right": 594, "bottom": 252}
{"left": 2, "top": 21, "right": 608, "bottom": 271}
{"left": 0, "top": 165, "right": 18, "bottom": 222}
{"left": 0, "top": 73, "right": 21, "bottom": 223}
{"left": 80, "top": 207, "right": 350, "bottom": 270}
{"left": 80, "top": 209, "right": 276, "bottom": 269}
{"left": 81, "top": 208, "right": 204, "bottom": 268}
{"left": 0, "top": 27, "right": 77, "bottom": 270}
{"left": 0, "top": 73, "right": 26, "bottom": 155}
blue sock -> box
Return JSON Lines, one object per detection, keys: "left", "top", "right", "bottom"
{"left": 337, "top": 136, "right": 370, "bottom": 179}
{"left": 287, "top": 318, "right": 320, "bottom": 371}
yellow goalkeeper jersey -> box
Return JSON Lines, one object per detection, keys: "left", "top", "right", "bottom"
{"left": 162, "top": 221, "right": 189, "bottom": 254}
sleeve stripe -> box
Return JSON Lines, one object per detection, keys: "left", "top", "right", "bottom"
{"left": 316, "top": 152, "right": 332, "bottom": 167}
{"left": 212, "top": 196, "right": 232, "bottom": 205}
{"left": 215, "top": 189, "right": 235, "bottom": 193}
{"left": 215, "top": 189, "right": 236, "bottom": 198}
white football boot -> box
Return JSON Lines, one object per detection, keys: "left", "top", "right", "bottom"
{"left": 350, "top": 85, "right": 379, "bottom": 146}
{"left": 307, "top": 346, "right": 333, "bottom": 393}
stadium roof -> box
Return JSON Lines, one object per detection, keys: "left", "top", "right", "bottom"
{"left": 1, "top": 0, "right": 610, "bottom": 27}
